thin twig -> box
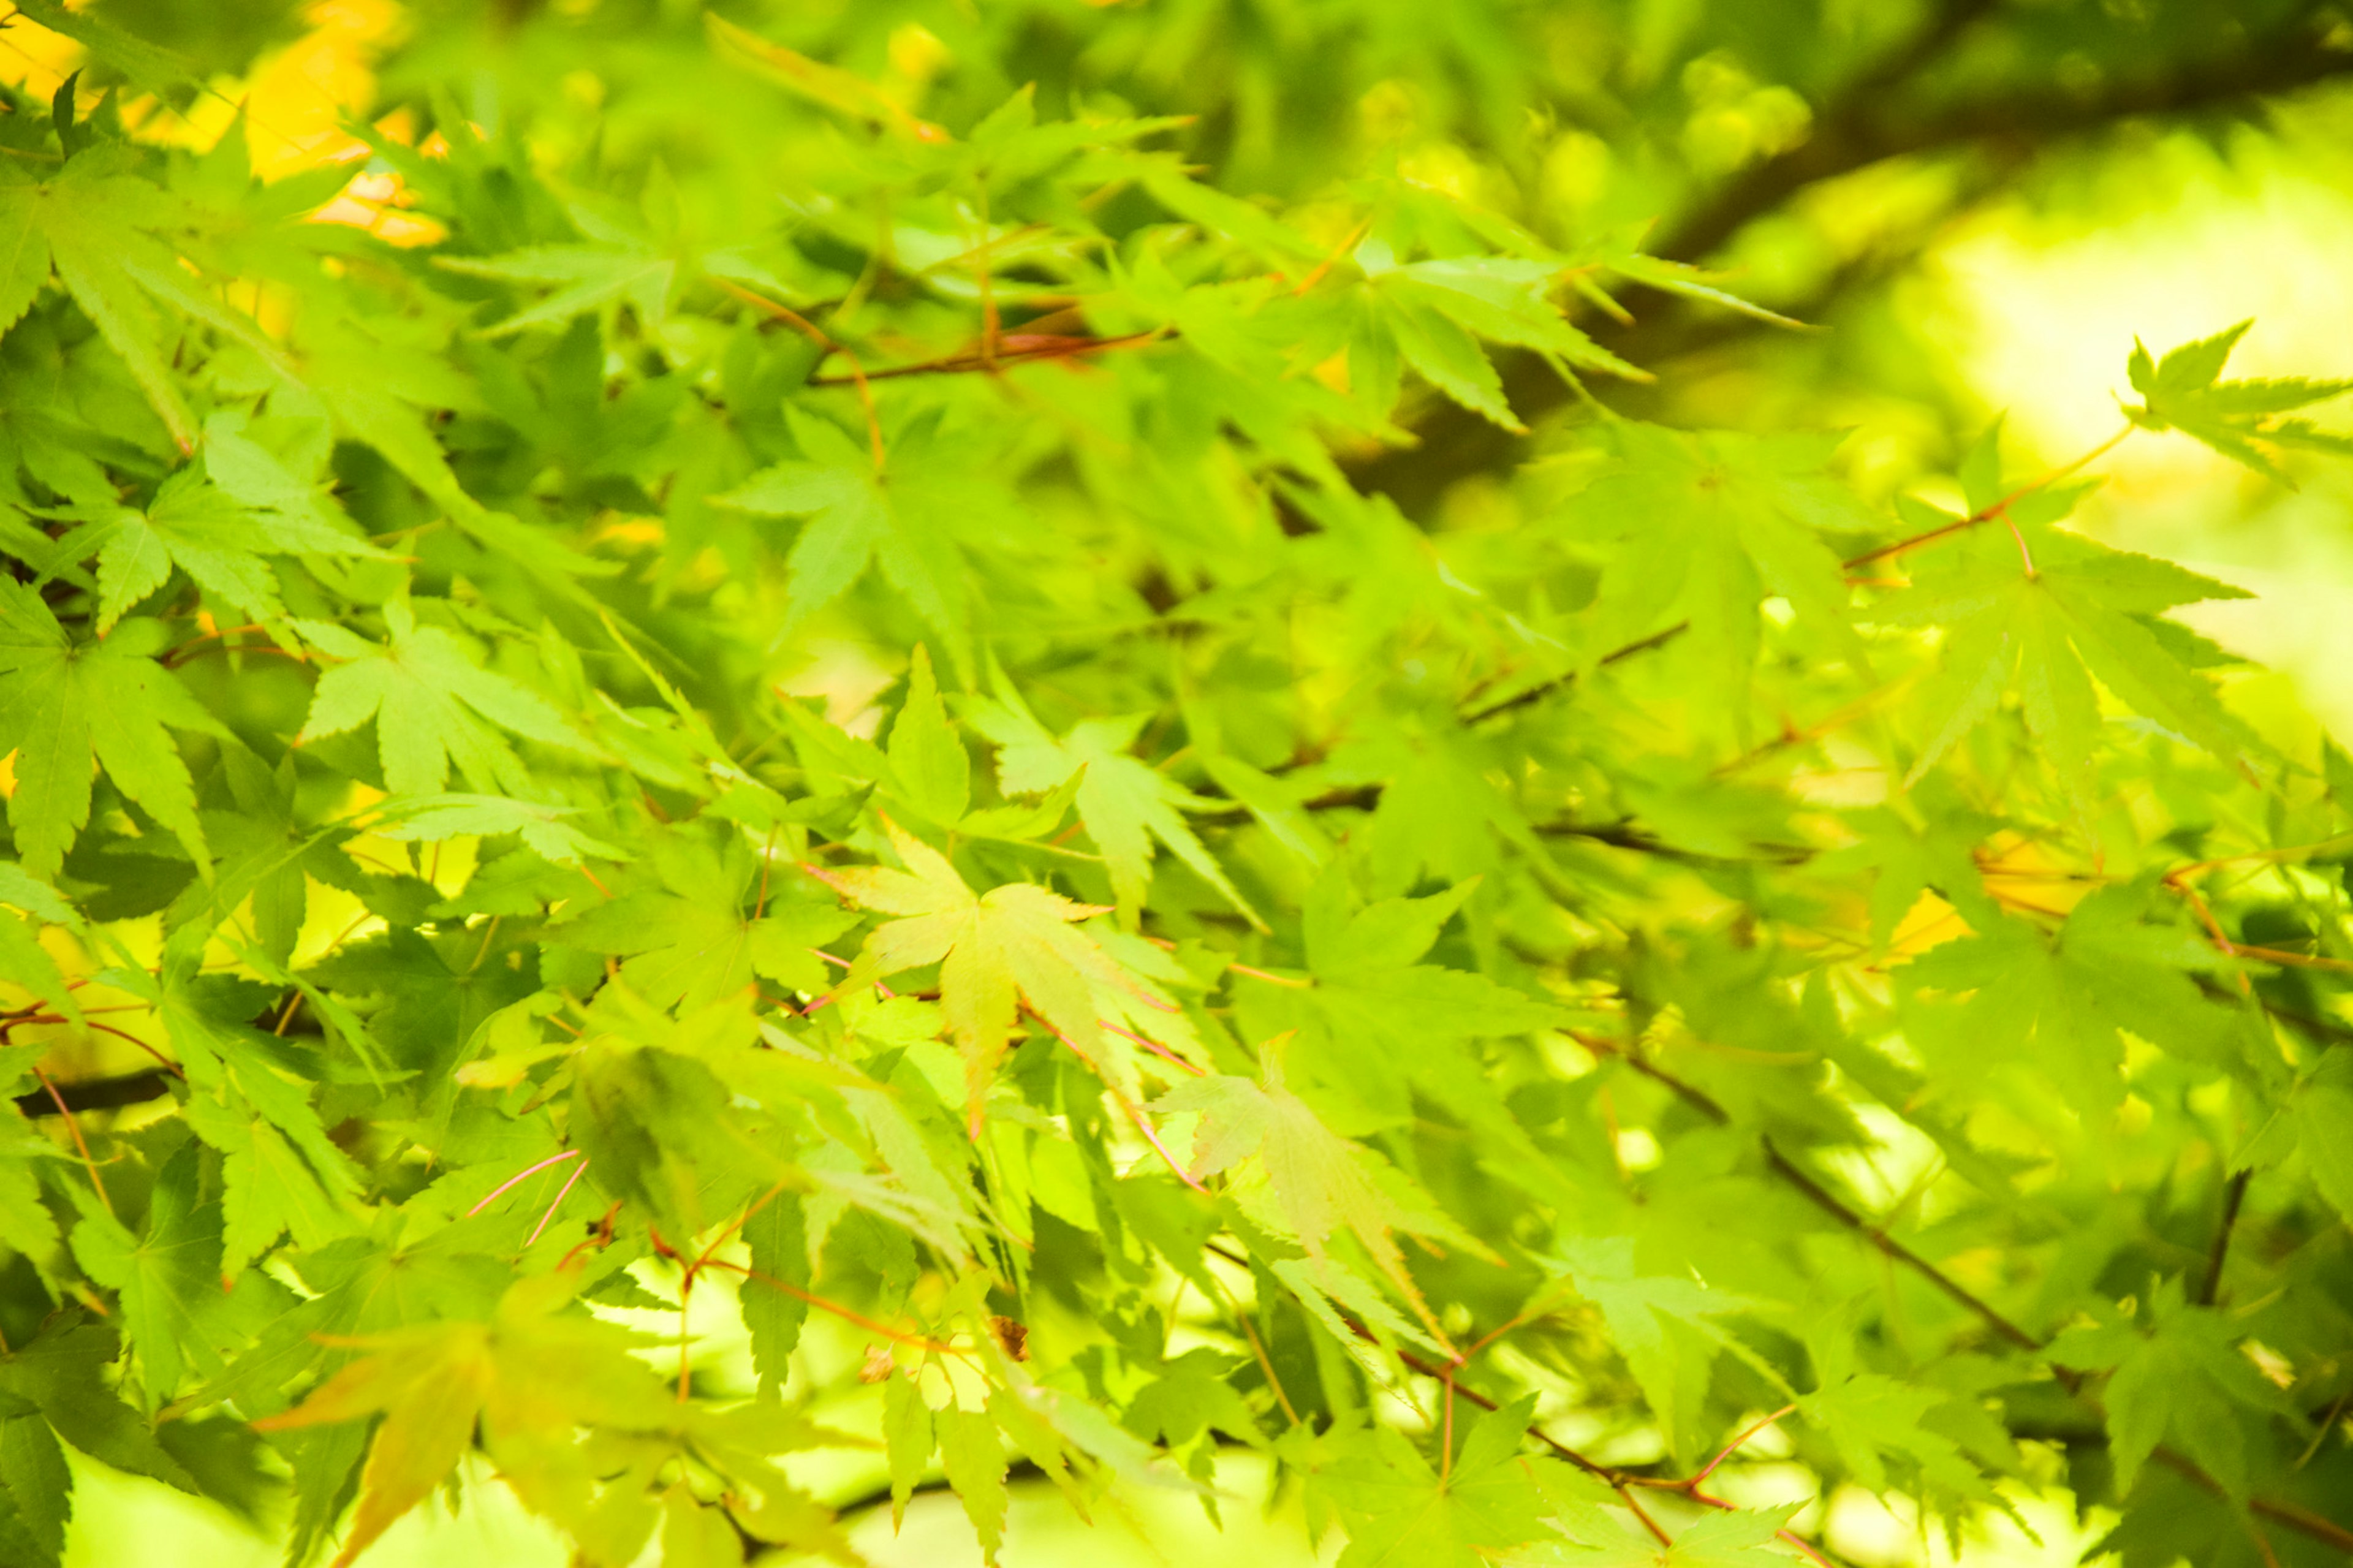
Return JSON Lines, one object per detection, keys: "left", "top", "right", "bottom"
{"left": 34, "top": 1067, "right": 110, "bottom": 1214}
{"left": 526, "top": 1157, "right": 591, "bottom": 1248}
{"left": 714, "top": 278, "right": 886, "bottom": 469}
{"left": 684, "top": 1181, "right": 792, "bottom": 1293}
{"left": 465, "top": 1149, "right": 582, "bottom": 1218}
{"left": 1290, "top": 216, "right": 1372, "bottom": 296}
{"left": 1841, "top": 425, "right": 2131, "bottom": 572}
{"left": 1618, "top": 1485, "right": 1675, "bottom": 1548}
{"left": 1693, "top": 1404, "right": 1797, "bottom": 1485}
{"left": 1713, "top": 674, "right": 1921, "bottom": 776}
{"left": 1200, "top": 1259, "right": 1303, "bottom": 1426}
{"left": 1039, "top": 1017, "right": 1208, "bottom": 1189}
{"left": 1461, "top": 622, "right": 1689, "bottom": 725}
{"left": 700, "top": 1257, "right": 969, "bottom": 1355}
{"left": 2295, "top": 1387, "right": 2351, "bottom": 1469}
{"left": 2197, "top": 1169, "right": 2251, "bottom": 1308}
{"left": 1097, "top": 1018, "right": 1205, "bottom": 1076}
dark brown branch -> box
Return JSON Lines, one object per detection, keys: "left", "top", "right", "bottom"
{"left": 1659, "top": 17, "right": 2353, "bottom": 267}
{"left": 1461, "top": 621, "right": 1689, "bottom": 724}
{"left": 1575, "top": 1034, "right": 2353, "bottom": 1551}
{"left": 825, "top": 1455, "right": 1049, "bottom": 1521}
{"left": 1343, "top": 18, "right": 2353, "bottom": 515}
{"left": 14, "top": 1069, "right": 175, "bottom": 1117}
{"left": 2158, "top": 1450, "right": 2353, "bottom": 1555}
{"left": 1184, "top": 625, "right": 1689, "bottom": 829}
{"left": 1760, "top": 1138, "right": 2041, "bottom": 1352}
{"left": 1569, "top": 1031, "right": 2043, "bottom": 1349}
{"left": 1200, "top": 1046, "right": 2353, "bottom": 1552}
{"left": 1646, "top": 0, "right": 2003, "bottom": 265}
{"left": 1201, "top": 1243, "right": 1854, "bottom": 1563}
{"left": 2194, "top": 976, "right": 2353, "bottom": 1044}
{"left": 2196, "top": 1168, "right": 2251, "bottom": 1308}
{"left": 1393, "top": 1344, "right": 1616, "bottom": 1479}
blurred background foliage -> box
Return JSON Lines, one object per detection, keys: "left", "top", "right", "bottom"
{"left": 9, "top": 0, "right": 2353, "bottom": 1562}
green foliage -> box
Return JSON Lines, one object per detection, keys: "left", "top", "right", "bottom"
{"left": 2, "top": 4, "right": 2353, "bottom": 1568}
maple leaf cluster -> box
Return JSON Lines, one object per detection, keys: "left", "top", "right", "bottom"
{"left": 0, "top": 6, "right": 2351, "bottom": 1568}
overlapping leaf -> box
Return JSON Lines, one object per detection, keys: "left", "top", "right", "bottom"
{"left": 809, "top": 816, "right": 1142, "bottom": 1132}
{"left": 2125, "top": 320, "right": 2353, "bottom": 482}
{"left": 295, "top": 599, "right": 593, "bottom": 798}
{"left": 0, "top": 583, "right": 219, "bottom": 877}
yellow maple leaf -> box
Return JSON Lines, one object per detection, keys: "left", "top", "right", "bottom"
{"left": 809, "top": 816, "right": 1135, "bottom": 1135}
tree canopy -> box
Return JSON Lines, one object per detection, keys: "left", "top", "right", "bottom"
{"left": 2, "top": 2, "right": 2353, "bottom": 1566}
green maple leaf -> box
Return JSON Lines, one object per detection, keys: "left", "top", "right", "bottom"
{"left": 1154, "top": 1041, "right": 1451, "bottom": 1336}
{"left": 1871, "top": 511, "right": 2265, "bottom": 822}
{"left": 0, "top": 1319, "right": 195, "bottom": 1491}
{"left": 0, "top": 1316, "right": 199, "bottom": 1568}
{"left": 295, "top": 597, "right": 593, "bottom": 798}
{"left": 1556, "top": 1237, "right": 1749, "bottom": 1461}
{"left": 0, "top": 1384, "right": 72, "bottom": 1568}
{"left": 2124, "top": 320, "right": 2353, "bottom": 484}
{"left": 196, "top": 410, "right": 372, "bottom": 543}
{"left": 886, "top": 645, "right": 971, "bottom": 828}
{"left": 555, "top": 829, "right": 854, "bottom": 1009}
{"left": 811, "top": 816, "right": 1139, "bottom": 1134}
{"left": 66, "top": 1156, "right": 294, "bottom": 1407}
{"left": 1236, "top": 874, "right": 1559, "bottom": 1191}
{"left": 0, "top": 147, "right": 279, "bottom": 453}
{"left": 1796, "top": 1373, "right": 1985, "bottom": 1496}
{"left": 438, "top": 233, "right": 676, "bottom": 338}
{"left": 1134, "top": 156, "right": 1323, "bottom": 263}
{"left": 1599, "top": 249, "right": 1808, "bottom": 330}
{"left": 370, "top": 792, "right": 628, "bottom": 871}
{"left": 1561, "top": 422, "right": 1870, "bottom": 689}
{"left": 172, "top": 741, "right": 389, "bottom": 967}
{"left": 1123, "top": 1348, "right": 1263, "bottom": 1450}
{"left": 282, "top": 312, "right": 483, "bottom": 518}
{"left": 2292, "top": 1050, "right": 2353, "bottom": 1226}
{"left": 741, "top": 1192, "right": 810, "bottom": 1399}
{"left": 1319, "top": 1401, "right": 1564, "bottom": 1568}
{"left": 2050, "top": 1282, "right": 2290, "bottom": 1501}
{"left": 81, "top": 965, "right": 362, "bottom": 1281}
{"left": 1357, "top": 247, "right": 1642, "bottom": 431}
{"left": 257, "top": 1273, "right": 689, "bottom": 1568}
{"left": 436, "top": 162, "right": 787, "bottom": 338}
{"left": 942, "top": 85, "right": 1189, "bottom": 191}
{"left": 0, "top": 860, "right": 83, "bottom": 1025}
{"left": 1816, "top": 793, "right": 2001, "bottom": 956}
{"left": 1300, "top": 875, "right": 1556, "bottom": 1048}
{"left": 0, "top": 586, "right": 220, "bottom": 878}
{"left": 0, "top": 1077, "right": 66, "bottom": 1284}
{"left": 36, "top": 458, "right": 386, "bottom": 632}
{"left": 882, "top": 1376, "right": 932, "bottom": 1530}
{"left": 938, "top": 1406, "right": 1010, "bottom": 1564}
{"left": 303, "top": 923, "right": 537, "bottom": 1091}
{"left": 1898, "top": 885, "right": 2237, "bottom": 1112}
{"left": 103, "top": 971, "right": 365, "bottom": 1271}
{"left": 180, "top": 1095, "right": 360, "bottom": 1279}
{"left": 967, "top": 681, "right": 1259, "bottom": 928}
{"left": 713, "top": 410, "right": 977, "bottom": 672}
